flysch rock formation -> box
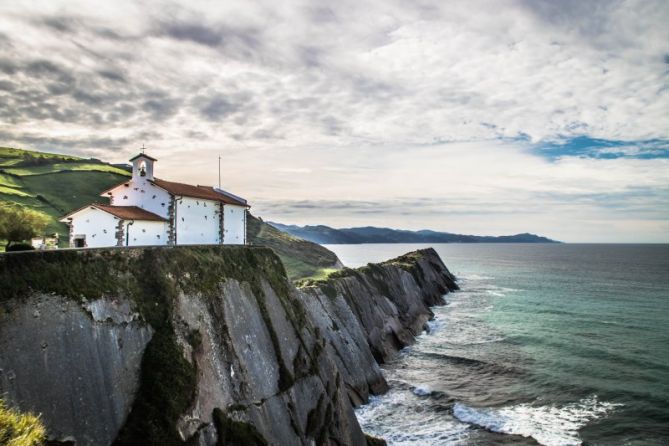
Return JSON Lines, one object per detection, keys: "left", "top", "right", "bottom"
{"left": 0, "top": 245, "right": 457, "bottom": 445}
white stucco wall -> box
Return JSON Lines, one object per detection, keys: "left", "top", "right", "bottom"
{"left": 98, "top": 175, "right": 248, "bottom": 246}
{"left": 175, "top": 197, "right": 220, "bottom": 245}
{"left": 68, "top": 207, "right": 120, "bottom": 248}
{"left": 125, "top": 221, "right": 169, "bottom": 246}
{"left": 223, "top": 205, "right": 246, "bottom": 245}
{"left": 105, "top": 179, "right": 171, "bottom": 219}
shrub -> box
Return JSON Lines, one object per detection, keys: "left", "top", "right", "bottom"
{"left": 0, "top": 400, "right": 46, "bottom": 446}
{"left": 6, "top": 243, "right": 35, "bottom": 252}
{"left": 0, "top": 205, "right": 49, "bottom": 249}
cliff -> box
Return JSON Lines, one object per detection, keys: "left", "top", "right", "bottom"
{"left": 0, "top": 246, "right": 457, "bottom": 445}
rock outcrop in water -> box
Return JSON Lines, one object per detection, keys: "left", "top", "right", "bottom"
{"left": 0, "top": 246, "right": 457, "bottom": 445}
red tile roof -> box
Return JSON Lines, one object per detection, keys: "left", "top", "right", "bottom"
{"left": 61, "top": 204, "right": 167, "bottom": 221}
{"left": 98, "top": 178, "right": 249, "bottom": 207}
{"left": 151, "top": 178, "right": 249, "bottom": 207}
{"left": 94, "top": 204, "right": 167, "bottom": 221}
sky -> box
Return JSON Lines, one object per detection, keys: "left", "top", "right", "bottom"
{"left": 0, "top": 0, "right": 668, "bottom": 242}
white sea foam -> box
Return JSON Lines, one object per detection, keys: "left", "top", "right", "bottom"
{"left": 452, "top": 396, "right": 622, "bottom": 446}
{"left": 459, "top": 274, "right": 494, "bottom": 281}
{"left": 461, "top": 335, "right": 506, "bottom": 345}
{"left": 425, "top": 318, "right": 443, "bottom": 333}
{"left": 412, "top": 385, "right": 432, "bottom": 396}
{"left": 356, "top": 390, "right": 471, "bottom": 446}
{"left": 484, "top": 285, "right": 521, "bottom": 297}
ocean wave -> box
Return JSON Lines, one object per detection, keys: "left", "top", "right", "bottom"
{"left": 459, "top": 274, "right": 495, "bottom": 281}
{"left": 386, "top": 380, "right": 451, "bottom": 402}
{"left": 458, "top": 335, "right": 507, "bottom": 345}
{"left": 452, "top": 395, "right": 622, "bottom": 446}
{"left": 421, "top": 352, "right": 492, "bottom": 367}
{"left": 356, "top": 390, "right": 470, "bottom": 446}
{"left": 425, "top": 318, "right": 443, "bottom": 333}
{"left": 436, "top": 333, "right": 507, "bottom": 346}
{"left": 484, "top": 286, "right": 521, "bottom": 297}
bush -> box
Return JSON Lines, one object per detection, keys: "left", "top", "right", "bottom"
{"left": 6, "top": 243, "right": 35, "bottom": 252}
{"left": 0, "top": 205, "right": 49, "bottom": 249}
{"left": 0, "top": 400, "right": 46, "bottom": 446}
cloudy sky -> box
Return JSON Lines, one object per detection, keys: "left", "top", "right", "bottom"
{"left": 1, "top": 0, "right": 668, "bottom": 242}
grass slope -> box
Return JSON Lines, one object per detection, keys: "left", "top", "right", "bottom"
{"left": 0, "top": 147, "right": 130, "bottom": 240}
{"left": 247, "top": 214, "right": 342, "bottom": 280}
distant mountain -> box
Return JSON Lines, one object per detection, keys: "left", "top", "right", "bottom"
{"left": 268, "top": 223, "right": 560, "bottom": 244}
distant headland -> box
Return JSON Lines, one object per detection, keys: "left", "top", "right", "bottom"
{"left": 269, "top": 222, "right": 560, "bottom": 244}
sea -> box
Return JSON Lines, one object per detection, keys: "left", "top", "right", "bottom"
{"left": 323, "top": 243, "right": 669, "bottom": 446}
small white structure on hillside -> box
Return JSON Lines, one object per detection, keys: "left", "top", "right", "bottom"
{"left": 60, "top": 152, "right": 250, "bottom": 248}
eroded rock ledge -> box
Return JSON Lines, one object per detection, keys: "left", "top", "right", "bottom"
{"left": 0, "top": 246, "right": 457, "bottom": 445}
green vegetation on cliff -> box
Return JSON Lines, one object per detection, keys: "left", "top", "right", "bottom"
{"left": 296, "top": 249, "right": 458, "bottom": 298}
{"left": 247, "top": 213, "right": 341, "bottom": 280}
{"left": 213, "top": 408, "right": 268, "bottom": 446}
{"left": 0, "top": 400, "right": 46, "bottom": 446}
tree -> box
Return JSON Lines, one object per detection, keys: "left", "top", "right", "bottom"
{"left": 0, "top": 205, "right": 50, "bottom": 249}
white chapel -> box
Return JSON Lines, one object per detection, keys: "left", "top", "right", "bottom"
{"left": 60, "top": 152, "right": 249, "bottom": 248}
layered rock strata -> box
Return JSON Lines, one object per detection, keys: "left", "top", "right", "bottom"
{"left": 0, "top": 246, "right": 457, "bottom": 445}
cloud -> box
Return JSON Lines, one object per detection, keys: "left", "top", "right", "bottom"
{"left": 162, "top": 22, "right": 224, "bottom": 47}
{"left": 142, "top": 91, "right": 182, "bottom": 121}
{"left": 39, "top": 15, "right": 78, "bottom": 33}
{"left": 196, "top": 93, "right": 247, "bottom": 121}
{"left": 97, "top": 69, "right": 126, "bottom": 83}
{"left": 0, "top": 59, "right": 16, "bottom": 74}
{"left": 0, "top": 0, "right": 668, "bottom": 241}
{"left": 156, "top": 19, "right": 264, "bottom": 61}
{"left": 0, "top": 129, "right": 131, "bottom": 155}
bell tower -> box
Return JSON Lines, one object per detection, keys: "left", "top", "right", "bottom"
{"left": 129, "top": 147, "right": 157, "bottom": 181}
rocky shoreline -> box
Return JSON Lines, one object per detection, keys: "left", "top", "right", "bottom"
{"left": 0, "top": 246, "right": 457, "bottom": 445}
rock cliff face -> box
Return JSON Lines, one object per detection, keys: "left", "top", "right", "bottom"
{"left": 0, "top": 246, "right": 457, "bottom": 445}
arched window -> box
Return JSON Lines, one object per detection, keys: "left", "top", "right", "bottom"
{"left": 139, "top": 160, "right": 147, "bottom": 177}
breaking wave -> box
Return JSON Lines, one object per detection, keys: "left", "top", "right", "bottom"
{"left": 452, "top": 396, "right": 622, "bottom": 446}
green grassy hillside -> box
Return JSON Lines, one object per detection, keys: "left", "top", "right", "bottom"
{"left": 0, "top": 147, "right": 341, "bottom": 279}
{"left": 247, "top": 214, "right": 342, "bottom": 279}
{"left": 0, "top": 147, "right": 130, "bottom": 239}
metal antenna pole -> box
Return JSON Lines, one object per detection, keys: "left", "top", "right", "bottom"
{"left": 218, "top": 156, "right": 221, "bottom": 189}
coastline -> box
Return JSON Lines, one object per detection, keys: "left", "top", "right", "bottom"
{"left": 0, "top": 245, "right": 458, "bottom": 445}
{"left": 331, "top": 243, "right": 669, "bottom": 446}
